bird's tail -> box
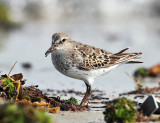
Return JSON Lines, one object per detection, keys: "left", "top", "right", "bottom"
{"left": 112, "top": 48, "right": 143, "bottom": 64}
{"left": 127, "top": 61, "right": 143, "bottom": 64}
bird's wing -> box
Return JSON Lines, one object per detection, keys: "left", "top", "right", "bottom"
{"left": 72, "top": 43, "right": 142, "bottom": 70}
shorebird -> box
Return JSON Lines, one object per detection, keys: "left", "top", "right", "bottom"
{"left": 45, "top": 32, "right": 142, "bottom": 106}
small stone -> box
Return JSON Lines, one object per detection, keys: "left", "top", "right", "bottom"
{"left": 22, "top": 62, "right": 32, "bottom": 69}
{"left": 141, "top": 95, "right": 159, "bottom": 116}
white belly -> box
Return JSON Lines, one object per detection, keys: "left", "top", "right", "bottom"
{"left": 51, "top": 51, "right": 119, "bottom": 85}
{"left": 60, "top": 64, "right": 119, "bottom": 85}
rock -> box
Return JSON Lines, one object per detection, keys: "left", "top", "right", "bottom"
{"left": 141, "top": 95, "right": 159, "bottom": 116}
{"left": 21, "top": 62, "right": 32, "bottom": 69}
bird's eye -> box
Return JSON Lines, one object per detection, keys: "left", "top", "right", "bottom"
{"left": 55, "top": 36, "right": 58, "bottom": 39}
{"left": 62, "top": 39, "right": 66, "bottom": 42}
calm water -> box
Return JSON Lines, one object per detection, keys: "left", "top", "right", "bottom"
{"left": 0, "top": 0, "right": 160, "bottom": 95}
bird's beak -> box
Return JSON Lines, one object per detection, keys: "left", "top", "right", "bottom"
{"left": 45, "top": 46, "right": 56, "bottom": 57}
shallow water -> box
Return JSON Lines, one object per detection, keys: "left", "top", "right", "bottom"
{"left": 0, "top": 0, "right": 160, "bottom": 95}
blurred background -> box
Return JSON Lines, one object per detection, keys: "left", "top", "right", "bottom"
{"left": 0, "top": 0, "right": 160, "bottom": 95}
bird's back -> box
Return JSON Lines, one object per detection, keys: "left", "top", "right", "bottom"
{"left": 68, "top": 41, "right": 142, "bottom": 71}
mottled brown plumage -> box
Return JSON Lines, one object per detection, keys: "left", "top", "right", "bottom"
{"left": 65, "top": 41, "right": 142, "bottom": 71}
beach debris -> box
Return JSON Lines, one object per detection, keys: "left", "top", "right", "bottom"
{"left": 136, "top": 95, "right": 160, "bottom": 122}
{"left": 120, "top": 73, "right": 160, "bottom": 96}
{"left": 119, "top": 86, "right": 160, "bottom": 96}
{"left": 134, "top": 63, "right": 160, "bottom": 78}
{"left": 150, "top": 64, "right": 160, "bottom": 75}
{"left": 88, "top": 100, "right": 105, "bottom": 104}
{"left": 91, "top": 95, "right": 109, "bottom": 100}
{"left": 103, "top": 97, "right": 137, "bottom": 123}
{"left": 134, "top": 67, "right": 150, "bottom": 78}
{"left": 49, "top": 107, "right": 60, "bottom": 113}
{"left": 134, "top": 95, "right": 145, "bottom": 99}
{"left": 104, "top": 96, "right": 160, "bottom": 123}
{"left": 62, "top": 96, "right": 78, "bottom": 105}
{"left": 140, "top": 95, "right": 159, "bottom": 116}
{"left": 0, "top": 102, "right": 52, "bottom": 123}
{"left": 0, "top": 73, "right": 90, "bottom": 112}
{"left": 46, "top": 88, "right": 105, "bottom": 97}
{"left": 0, "top": 74, "right": 23, "bottom": 100}
{"left": 136, "top": 111, "right": 150, "bottom": 122}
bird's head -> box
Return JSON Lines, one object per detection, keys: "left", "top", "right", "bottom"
{"left": 45, "top": 32, "right": 71, "bottom": 57}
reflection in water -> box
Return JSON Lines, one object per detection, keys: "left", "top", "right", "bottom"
{"left": 0, "top": 0, "right": 160, "bottom": 95}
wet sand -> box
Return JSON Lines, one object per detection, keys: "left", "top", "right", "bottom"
{"left": 48, "top": 111, "right": 105, "bottom": 123}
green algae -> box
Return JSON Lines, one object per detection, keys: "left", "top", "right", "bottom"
{"left": 104, "top": 97, "right": 137, "bottom": 123}
{"left": 62, "top": 96, "right": 78, "bottom": 105}
{"left": 0, "top": 103, "right": 52, "bottom": 123}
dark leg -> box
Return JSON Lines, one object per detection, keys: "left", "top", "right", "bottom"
{"left": 80, "top": 82, "right": 92, "bottom": 106}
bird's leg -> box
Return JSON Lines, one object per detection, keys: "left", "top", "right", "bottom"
{"left": 80, "top": 82, "right": 92, "bottom": 106}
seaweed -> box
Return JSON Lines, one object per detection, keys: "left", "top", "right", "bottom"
{"left": 104, "top": 97, "right": 137, "bottom": 123}
{"left": 134, "top": 67, "right": 150, "bottom": 78}
{"left": 0, "top": 76, "right": 16, "bottom": 99}
{"left": 62, "top": 96, "right": 78, "bottom": 105}
{"left": 0, "top": 73, "right": 26, "bottom": 100}
{"left": 22, "top": 86, "right": 43, "bottom": 102}
{"left": 2, "top": 77, "right": 16, "bottom": 97}
{"left": 0, "top": 73, "right": 90, "bottom": 112}
{"left": 134, "top": 64, "right": 160, "bottom": 78}
{"left": 0, "top": 102, "right": 52, "bottom": 123}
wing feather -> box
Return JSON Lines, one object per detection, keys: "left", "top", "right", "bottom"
{"left": 71, "top": 42, "right": 142, "bottom": 70}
